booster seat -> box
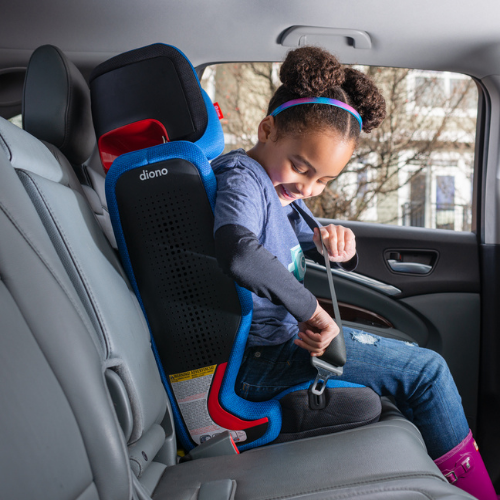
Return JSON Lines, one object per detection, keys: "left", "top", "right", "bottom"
{"left": 90, "top": 43, "right": 381, "bottom": 452}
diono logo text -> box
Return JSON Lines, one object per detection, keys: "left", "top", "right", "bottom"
{"left": 139, "top": 168, "right": 168, "bottom": 181}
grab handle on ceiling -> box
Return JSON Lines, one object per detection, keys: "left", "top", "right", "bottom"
{"left": 280, "top": 26, "right": 372, "bottom": 50}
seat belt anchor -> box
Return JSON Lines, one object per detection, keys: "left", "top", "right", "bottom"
{"left": 310, "top": 357, "right": 343, "bottom": 396}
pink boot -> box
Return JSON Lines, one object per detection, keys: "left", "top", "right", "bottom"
{"left": 434, "top": 430, "right": 497, "bottom": 499}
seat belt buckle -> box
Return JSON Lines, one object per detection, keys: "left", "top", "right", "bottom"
{"left": 180, "top": 431, "right": 239, "bottom": 462}
{"left": 310, "top": 357, "right": 343, "bottom": 396}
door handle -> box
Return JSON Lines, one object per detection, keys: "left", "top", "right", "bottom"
{"left": 385, "top": 250, "right": 438, "bottom": 275}
{"left": 387, "top": 260, "right": 432, "bottom": 275}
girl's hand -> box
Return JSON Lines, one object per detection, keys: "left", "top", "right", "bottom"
{"left": 313, "top": 224, "right": 356, "bottom": 263}
{"left": 295, "top": 302, "right": 339, "bottom": 357}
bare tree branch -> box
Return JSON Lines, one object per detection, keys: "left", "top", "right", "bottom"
{"left": 205, "top": 64, "right": 476, "bottom": 228}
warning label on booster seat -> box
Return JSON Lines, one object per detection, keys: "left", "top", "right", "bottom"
{"left": 169, "top": 365, "right": 247, "bottom": 445}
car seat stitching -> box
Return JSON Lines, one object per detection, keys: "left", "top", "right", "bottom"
{"left": 0, "top": 132, "right": 12, "bottom": 161}
{"left": 17, "top": 169, "right": 112, "bottom": 356}
{"left": 0, "top": 197, "right": 100, "bottom": 354}
{"left": 295, "top": 484, "right": 435, "bottom": 500}
{"left": 257, "top": 473, "right": 444, "bottom": 500}
{"left": 0, "top": 195, "right": 134, "bottom": 497}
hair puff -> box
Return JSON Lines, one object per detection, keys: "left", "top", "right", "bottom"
{"left": 280, "top": 46, "right": 345, "bottom": 97}
{"left": 342, "top": 68, "right": 386, "bottom": 133}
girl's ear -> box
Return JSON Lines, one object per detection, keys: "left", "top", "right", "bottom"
{"left": 257, "top": 115, "right": 276, "bottom": 143}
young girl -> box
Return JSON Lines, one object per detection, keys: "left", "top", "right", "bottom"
{"left": 211, "top": 46, "right": 496, "bottom": 499}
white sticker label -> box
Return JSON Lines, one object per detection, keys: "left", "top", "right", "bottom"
{"left": 170, "top": 365, "right": 247, "bottom": 444}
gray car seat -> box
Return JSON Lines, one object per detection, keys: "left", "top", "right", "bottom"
{"left": 16, "top": 44, "right": 177, "bottom": 492}
{"left": 0, "top": 43, "right": 477, "bottom": 498}
{"left": 0, "top": 126, "right": 475, "bottom": 499}
{"left": 0, "top": 140, "right": 133, "bottom": 499}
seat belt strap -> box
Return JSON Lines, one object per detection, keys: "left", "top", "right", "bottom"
{"left": 291, "top": 203, "right": 346, "bottom": 394}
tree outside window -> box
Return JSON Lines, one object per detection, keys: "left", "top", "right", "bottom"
{"left": 202, "top": 64, "right": 477, "bottom": 232}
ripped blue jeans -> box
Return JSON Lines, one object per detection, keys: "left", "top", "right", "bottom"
{"left": 235, "top": 327, "right": 469, "bottom": 459}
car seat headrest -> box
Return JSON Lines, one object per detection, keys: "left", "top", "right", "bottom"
{"left": 23, "top": 45, "right": 95, "bottom": 166}
{"left": 89, "top": 43, "right": 224, "bottom": 171}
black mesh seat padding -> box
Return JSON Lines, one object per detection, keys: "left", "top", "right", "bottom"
{"left": 114, "top": 159, "right": 242, "bottom": 375}
{"left": 273, "top": 387, "right": 382, "bottom": 443}
{"left": 90, "top": 43, "right": 207, "bottom": 142}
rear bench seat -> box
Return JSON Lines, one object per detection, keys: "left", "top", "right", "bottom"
{"left": 0, "top": 46, "right": 475, "bottom": 499}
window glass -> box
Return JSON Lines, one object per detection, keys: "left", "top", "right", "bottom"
{"left": 450, "top": 78, "right": 477, "bottom": 110}
{"left": 414, "top": 76, "right": 446, "bottom": 107}
{"left": 8, "top": 114, "right": 22, "bottom": 128}
{"left": 201, "top": 65, "right": 478, "bottom": 232}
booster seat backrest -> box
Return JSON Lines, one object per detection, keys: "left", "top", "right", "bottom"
{"left": 90, "top": 44, "right": 279, "bottom": 451}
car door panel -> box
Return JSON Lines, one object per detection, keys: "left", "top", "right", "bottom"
{"left": 304, "top": 220, "right": 481, "bottom": 432}
{"left": 320, "top": 220, "right": 480, "bottom": 297}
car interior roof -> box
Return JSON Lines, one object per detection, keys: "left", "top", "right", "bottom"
{"left": 0, "top": 0, "right": 499, "bottom": 78}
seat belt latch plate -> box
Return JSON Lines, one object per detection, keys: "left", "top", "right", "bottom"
{"left": 310, "top": 357, "right": 343, "bottom": 396}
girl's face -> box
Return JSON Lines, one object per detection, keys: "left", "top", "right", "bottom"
{"left": 249, "top": 116, "right": 356, "bottom": 207}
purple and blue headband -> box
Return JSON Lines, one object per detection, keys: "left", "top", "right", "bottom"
{"left": 270, "top": 97, "right": 363, "bottom": 130}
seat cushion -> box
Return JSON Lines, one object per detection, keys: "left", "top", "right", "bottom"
{"left": 152, "top": 417, "right": 470, "bottom": 500}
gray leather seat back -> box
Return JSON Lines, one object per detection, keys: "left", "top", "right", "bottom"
{"left": 0, "top": 117, "right": 176, "bottom": 484}
{"left": 0, "top": 146, "right": 131, "bottom": 500}
{"left": 15, "top": 43, "right": 176, "bottom": 468}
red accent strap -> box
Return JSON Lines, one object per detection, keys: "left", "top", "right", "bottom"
{"left": 229, "top": 435, "right": 240, "bottom": 454}
{"left": 98, "top": 119, "right": 169, "bottom": 172}
{"left": 207, "top": 363, "right": 268, "bottom": 430}
{"left": 213, "top": 102, "right": 224, "bottom": 119}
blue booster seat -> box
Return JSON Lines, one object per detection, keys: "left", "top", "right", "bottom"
{"left": 90, "top": 43, "right": 381, "bottom": 452}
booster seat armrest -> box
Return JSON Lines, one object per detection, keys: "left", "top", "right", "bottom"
{"left": 180, "top": 431, "right": 239, "bottom": 462}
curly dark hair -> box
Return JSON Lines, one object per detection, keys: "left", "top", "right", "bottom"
{"left": 267, "top": 46, "right": 386, "bottom": 141}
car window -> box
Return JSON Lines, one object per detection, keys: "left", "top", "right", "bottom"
{"left": 8, "top": 114, "right": 22, "bottom": 128}
{"left": 201, "top": 64, "right": 478, "bottom": 232}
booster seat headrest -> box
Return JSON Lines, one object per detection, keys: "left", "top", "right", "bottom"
{"left": 89, "top": 43, "right": 224, "bottom": 171}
